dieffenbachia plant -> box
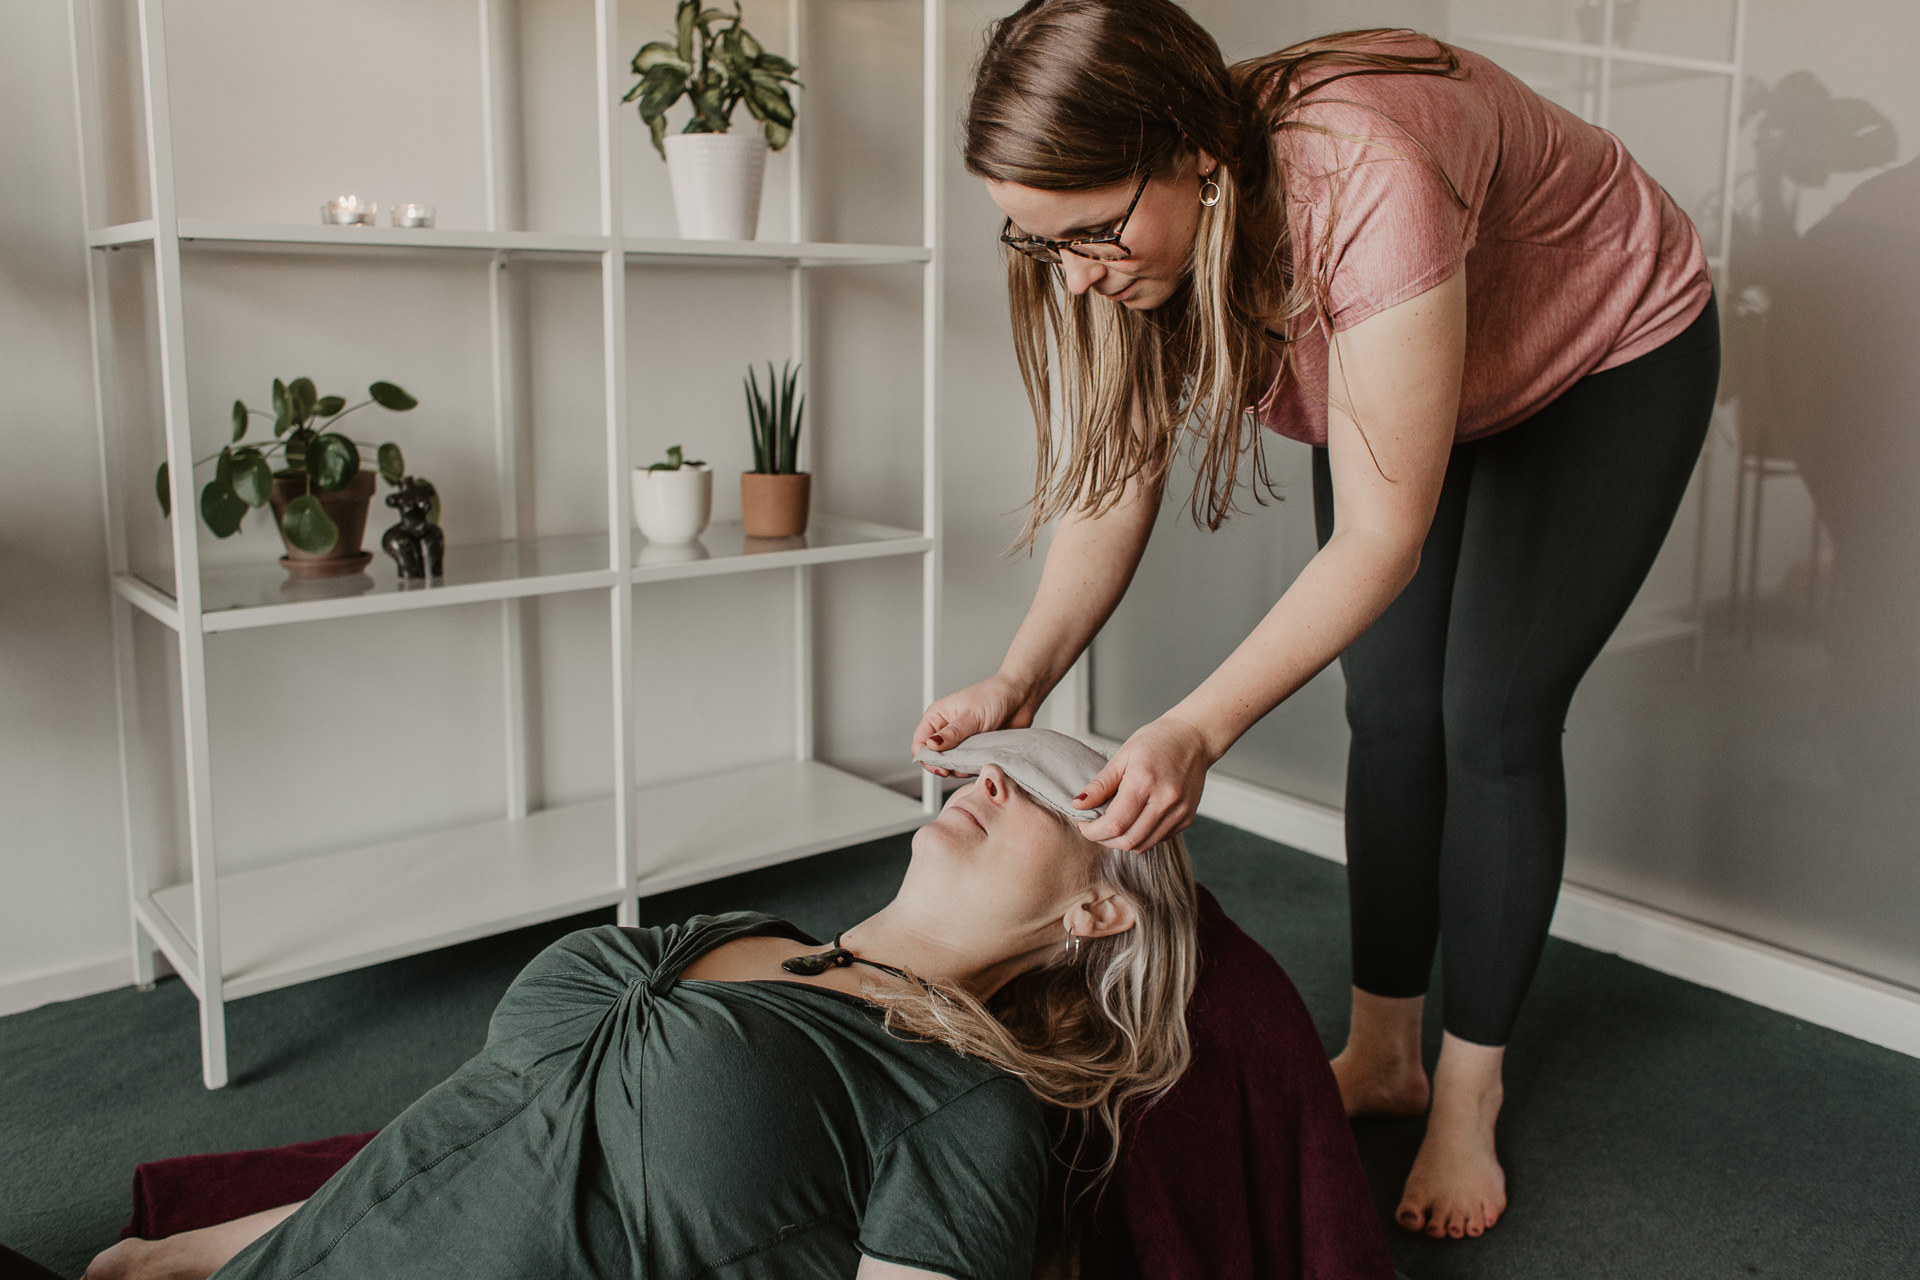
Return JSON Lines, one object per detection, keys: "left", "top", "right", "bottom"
{"left": 647, "top": 445, "right": 707, "bottom": 472}
{"left": 624, "top": 0, "right": 800, "bottom": 158}
{"left": 155, "top": 377, "right": 422, "bottom": 555}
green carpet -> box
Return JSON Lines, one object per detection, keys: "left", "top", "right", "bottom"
{"left": 3, "top": 818, "right": 1917, "bottom": 1277}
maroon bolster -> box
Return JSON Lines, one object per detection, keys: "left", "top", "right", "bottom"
{"left": 124, "top": 1131, "right": 378, "bottom": 1241}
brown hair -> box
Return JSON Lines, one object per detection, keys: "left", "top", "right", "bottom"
{"left": 964, "top": 1, "right": 1461, "bottom": 546}
{"left": 868, "top": 830, "right": 1198, "bottom": 1178}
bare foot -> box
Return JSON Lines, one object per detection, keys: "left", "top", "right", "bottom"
{"left": 1395, "top": 1033, "right": 1508, "bottom": 1239}
{"left": 1331, "top": 987, "right": 1430, "bottom": 1118}
{"left": 1331, "top": 1046, "right": 1430, "bottom": 1118}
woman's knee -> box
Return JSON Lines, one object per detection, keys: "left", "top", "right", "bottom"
{"left": 1440, "top": 673, "right": 1573, "bottom": 781}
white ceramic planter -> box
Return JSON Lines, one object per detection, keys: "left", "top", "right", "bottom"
{"left": 632, "top": 463, "right": 713, "bottom": 544}
{"left": 663, "top": 132, "right": 768, "bottom": 241}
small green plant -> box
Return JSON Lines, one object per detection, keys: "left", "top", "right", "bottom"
{"left": 744, "top": 361, "right": 803, "bottom": 475}
{"left": 624, "top": 0, "right": 800, "bottom": 158}
{"left": 647, "top": 444, "right": 707, "bottom": 472}
{"left": 155, "top": 377, "right": 422, "bottom": 555}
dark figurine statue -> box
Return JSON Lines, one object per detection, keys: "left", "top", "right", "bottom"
{"left": 381, "top": 477, "right": 444, "bottom": 581}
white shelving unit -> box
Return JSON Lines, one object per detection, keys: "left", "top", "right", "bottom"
{"left": 66, "top": 0, "right": 945, "bottom": 1088}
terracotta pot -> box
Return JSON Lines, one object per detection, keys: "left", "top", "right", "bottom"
{"left": 268, "top": 470, "right": 377, "bottom": 578}
{"left": 741, "top": 471, "right": 811, "bottom": 538}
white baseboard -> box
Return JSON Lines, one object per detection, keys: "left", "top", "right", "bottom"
{"left": 0, "top": 952, "right": 151, "bottom": 1018}
{"left": 1547, "top": 885, "right": 1920, "bottom": 1058}
{"left": 1174, "top": 761, "right": 1920, "bottom": 1061}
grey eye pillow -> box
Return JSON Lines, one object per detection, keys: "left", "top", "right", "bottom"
{"left": 913, "top": 727, "right": 1111, "bottom": 823}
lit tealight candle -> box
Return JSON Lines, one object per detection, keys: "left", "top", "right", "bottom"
{"left": 321, "top": 196, "right": 377, "bottom": 226}
{"left": 390, "top": 203, "right": 436, "bottom": 228}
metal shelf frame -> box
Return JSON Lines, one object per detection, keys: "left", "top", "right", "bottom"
{"left": 64, "top": 0, "right": 945, "bottom": 1088}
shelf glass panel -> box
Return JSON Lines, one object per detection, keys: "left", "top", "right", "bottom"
{"left": 632, "top": 514, "right": 930, "bottom": 584}
{"left": 145, "top": 761, "right": 929, "bottom": 999}
{"left": 150, "top": 799, "right": 622, "bottom": 999}
{"left": 129, "top": 533, "right": 616, "bottom": 631}
{"left": 87, "top": 221, "right": 929, "bottom": 267}
{"left": 635, "top": 760, "right": 931, "bottom": 895}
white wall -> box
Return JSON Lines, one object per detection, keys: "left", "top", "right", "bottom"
{"left": 0, "top": 0, "right": 1049, "bottom": 996}
{"left": 0, "top": 1, "right": 135, "bottom": 994}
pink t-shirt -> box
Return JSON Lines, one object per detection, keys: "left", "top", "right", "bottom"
{"left": 1254, "top": 37, "right": 1712, "bottom": 446}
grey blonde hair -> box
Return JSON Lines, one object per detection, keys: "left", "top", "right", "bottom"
{"left": 965, "top": 0, "right": 1462, "bottom": 548}
{"left": 867, "top": 831, "right": 1199, "bottom": 1177}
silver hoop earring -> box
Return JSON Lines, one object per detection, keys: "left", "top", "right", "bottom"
{"left": 1064, "top": 921, "right": 1083, "bottom": 961}
{"left": 1199, "top": 174, "right": 1222, "bottom": 207}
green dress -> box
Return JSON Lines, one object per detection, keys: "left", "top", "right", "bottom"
{"left": 214, "top": 914, "right": 1048, "bottom": 1280}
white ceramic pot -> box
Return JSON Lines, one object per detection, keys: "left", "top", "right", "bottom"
{"left": 663, "top": 132, "right": 768, "bottom": 241}
{"left": 632, "top": 463, "right": 712, "bottom": 544}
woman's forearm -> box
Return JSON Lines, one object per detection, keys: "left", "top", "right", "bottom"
{"left": 999, "top": 470, "right": 1162, "bottom": 706}
{"left": 85, "top": 1202, "right": 304, "bottom": 1280}
{"left": 1168, "top": 273, "right": 1463, "bottom": 760}
{"left": 1168, "top": 526, "right": 1419, "bottom": 759}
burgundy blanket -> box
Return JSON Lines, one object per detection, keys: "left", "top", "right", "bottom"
{"left": 1087, "top": 886, "right": 1395, "bottom": 1280}
{"left": 124, "top": 889, "right": 1391, "bottom": 1279}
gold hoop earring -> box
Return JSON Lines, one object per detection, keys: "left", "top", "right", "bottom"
{"left": 1199, "top": 174, "right": 1222, "bottom": 207}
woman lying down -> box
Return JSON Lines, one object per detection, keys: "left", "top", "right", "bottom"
{"left": 86, "top": 730, "right": 1199, "bottom": 1280}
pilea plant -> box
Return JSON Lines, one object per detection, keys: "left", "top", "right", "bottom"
{"left": 155, "top": 377, "right": 422, "bottom": 555}
{"left": 744, "top": 361, "right": 803, "bottom": 474}
{"left": 647, "top": 444, "right": 707, "bottom": 472}
{"left": 624, "top": 0, "right": 800, "bottom": 157}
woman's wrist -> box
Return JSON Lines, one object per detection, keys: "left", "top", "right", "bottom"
{"left": 1162, "top": 697, "right": 1242, "bottom": 766}
{"left": 992, "top": 663, "right": 1054, "bottom": 719}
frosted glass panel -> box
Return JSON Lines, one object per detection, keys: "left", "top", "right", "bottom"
{"left": 1094, "top": 0, "right": 1920, "bottom": 993}
{"left": 1607, "top": 66, "right": 1733, "bottom": 255}
{"left": 1616, "top": 0, "right": 1738, "bottom": 64}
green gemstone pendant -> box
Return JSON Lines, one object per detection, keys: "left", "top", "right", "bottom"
{"left": 780, "top": 947, "right": 849, "bottom": 976}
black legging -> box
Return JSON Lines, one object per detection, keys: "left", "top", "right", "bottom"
{"left": 1311, "top": 294, "right": 1720, "bottom": 1047}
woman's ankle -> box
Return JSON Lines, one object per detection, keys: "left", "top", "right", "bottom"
{"left": 1332, "top": 988, "right": 1431, "bottom": 1116}
{"left": 1340, "top": 987, "right": 1426, "bottom": 1066}
{"left": 1428, "top": 1032, "right": 1505, "bottom": 1120}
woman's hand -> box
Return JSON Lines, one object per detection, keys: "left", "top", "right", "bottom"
{"left": 85, "top": 1203, "right": 304, "bottom": 1280}
{"left": 1074, "top": 715, "right": 1216, "bottom": 851}
{"left": 83, "top": 1236, "right": 214, "bottom": 1280}
{"left": 911, "top": 671, "right": 1040, "bottom": 775}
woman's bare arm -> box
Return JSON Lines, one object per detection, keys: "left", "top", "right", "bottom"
{"left": 1170, "top": 269, "right": 1464, "bottom": 753}
{"left": 912, "top": 464, "right": 1162, "bottom": 755}
{"left": 83, "top": 1201, "right": 304, "bottom": 1280}
{"left": 857, "top": 1254, "right": 955, "bottom": 1279}
{"left": 1000, "top": 463, "right": 1164, "bottom": 704}
{"left": 1079, "top": 269, "right": 1466, "bottom": 849}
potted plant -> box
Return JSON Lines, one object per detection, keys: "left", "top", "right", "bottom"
{"left": 624, "top": 0, "right": 800, "bottom": 241}
{"left": 741, "top": 360, "right": 808, "bottom": 537}
{"left": 155, "top": 377, "right": 427, "bottom": 578}
{"left": 633, "top": 444, "right": 713, "bottom": 544}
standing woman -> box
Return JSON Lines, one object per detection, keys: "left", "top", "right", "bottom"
{"left": 916, "top": 0, "right": 1717, "bottom": 1241}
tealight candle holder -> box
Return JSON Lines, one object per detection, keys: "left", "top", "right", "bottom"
{"left": 321, "top": 196, "right": 377, "bottom": 226}
{"left": 390, "top": 203, "right": 435, "bottom": 229}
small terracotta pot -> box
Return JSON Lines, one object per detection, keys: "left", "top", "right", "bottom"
{"left": 741, "top": 472, "right": 811, "bottom": 538}
{"left": 269, "top": 470, "right": 377, "bottom": 578}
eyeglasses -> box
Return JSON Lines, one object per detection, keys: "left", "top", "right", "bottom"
{"left": 999, "top": 171, "right": 1150, "bottom": 263}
